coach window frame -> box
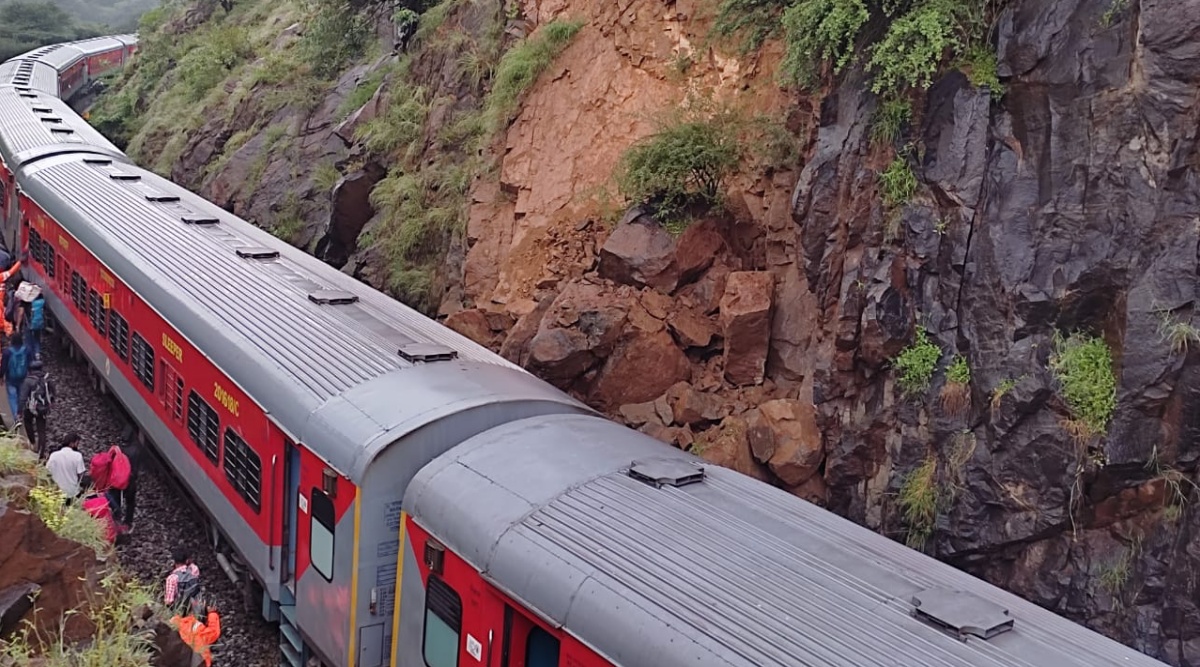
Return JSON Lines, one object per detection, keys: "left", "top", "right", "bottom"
{"left": 222, "top": 428, "right": 261, "bottom": 513}
{"left": 422, "top": 574, "right": 462, "bottom": 667}
{"left": 309, "top": 488, "right": 335, "bottom": 582}
{"left": 186, "top": 389, "right": 220, "bottom": 464}
{"left": 130, "top": 332, "right": 155, "bottom": 392}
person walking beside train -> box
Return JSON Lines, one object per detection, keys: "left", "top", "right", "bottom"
{"left": 164, "top": 548, "right": 202, "bottom": 609}
{"left": 18, "top": 360, "right": 55, "bottom": 458}
{"left": 115, "top": 436, "right": 143, "bottom": 530}
{"left": 0, "top": 331, "right": 30, "bottom": 430}
{"left": 26, "top": 293, "right": 45, "bottom": 361}
{"left": 46, "top": 433, "right": 86, "bottom": 504}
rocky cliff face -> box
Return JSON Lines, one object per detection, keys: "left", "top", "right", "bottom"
{"left": 97, "top": 0, "right": 1199, "bottom": 662}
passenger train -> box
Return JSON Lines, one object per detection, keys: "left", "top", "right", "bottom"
{"left": 0, "top": 34, "right": 1172, "bottom": 667}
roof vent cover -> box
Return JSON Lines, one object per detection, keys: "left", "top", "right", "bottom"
{"left": 235, "top": 247, "right": 280, "bottom": 260}
{"left": 911, "top": 588, "right": 1014, "bottom": 640}
{"left": 308, "top": 290, "right": 359, "bottom": 306}
{"left": 181, "top": 215, "right": 219, "bottom": 225}
{"left": 397, "top": 343, "right": 457, "bottom": 363}
{"left": 628, "top": 459, "right": 705, "bottom": 489}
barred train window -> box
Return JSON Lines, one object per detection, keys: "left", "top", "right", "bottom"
{"left": 107, "top": 310, "right": 129, "bottom": 361}
{"left": 87, "top": 289, "right": 108, "bottom": 337}
{"left": 186, "top": 390, "right": 220, "bottom": 464}
{"left": 70, "top": 272, "right": 81, "bottom": 310}
{"left": 29, "top": 230, "right": 42, "bottom": 265}
{"left": 422, "top": 575, "right": 462, "bottom": 667}
{"left": 223, "top": 430, "right": 261, "bottom": 513}
{"left": 46, "top": 251, "right": 55, "bottom": 279}
{"left": 130, "top": 333, "right": 155, "bottom": 392}
{"left": 171, "top": 376, "right": 184, "bottom": 421}
{"left": 309, "top": 489, "right": 335, "bottom": 582}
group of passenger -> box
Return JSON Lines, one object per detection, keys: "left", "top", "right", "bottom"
{"left": 0, "top": 247, "right": 221, "bottom": 666}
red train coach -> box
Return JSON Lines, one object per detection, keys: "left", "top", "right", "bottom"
{"left": 14, "top": 152, "right": 588, "bottom": 667}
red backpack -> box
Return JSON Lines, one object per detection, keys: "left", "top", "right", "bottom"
{"left": 108, "top": 446, "right": 131, "bottom": 491}
{"left": 88, "top": 446, "right": 131, "bottom": 491}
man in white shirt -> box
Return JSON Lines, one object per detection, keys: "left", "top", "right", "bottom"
{"left": 46, "top": 432, "right": 86, "bottom": 501}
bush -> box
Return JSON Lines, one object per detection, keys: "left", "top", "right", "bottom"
{"left": 879, "top": 155, "right": 917, "bottom": 207}
{"left": 486, "top": 18, "right": 584, "bottom": 130}
{"left": 940, "top": 354, "right": 970, "bottom": 415}
{"left": 1049, "top": 332, "right": 1117, "bottom": 438}
{"left": 176, "top": 25, "right": 254, "bottom": 102}
{"left": 899, "top": 456, "right": 938, "bottom": 549}
{"left": 712, "top": 0, "right": 790, "bottom": 53}
{"left": 866, "top": 0, "right": 965, "bottom": 93}
{"left": 780, "top": 0, "right": 869, "bottom": 86}
{"left": 615, "top": 117, "right": 740, "bottom": 230}
{"left": 870, "top": 97, "right": 911, "bottom": 146}
{"left": 894, "top": 325, "right": 941, "bottom": 396}
{"left": 302, "top": 0, "right": 373, "bottom": 79}
{"left": 356, "top": 84, "right": 430, "bottom": 158}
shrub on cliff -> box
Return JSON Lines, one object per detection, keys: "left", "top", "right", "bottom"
{"left": 779, "top": 0, "right": 997, "bottom": 94}
{"left": 486, "top": 18, "right": 584, "bottom": 130}
{"left": 1049, "top": 332, "right": 1117, "bottom": 439}
{"left": 615, "top": 116, "right": 740, "bottom": 231}
{"left": 893, "top": 325, "right": 941, "bottom": 397}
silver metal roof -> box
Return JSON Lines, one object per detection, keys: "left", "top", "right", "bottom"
{"left": 19, "top": 154, "right": 585, "bottom": 479}
{"left": 56, "top": 36, "right": 128, "bottom": 57}
{"left": 406, "top": 414, "right": 1170, "bottom": 667}
{"left": 0, "top": 88, "right": 127, "bottom": 167}
{"left": 21, "top": 43, "right": 86, "bottom": 70}
{"left": 0, "top": 60, "right": 61, "bottom": 96}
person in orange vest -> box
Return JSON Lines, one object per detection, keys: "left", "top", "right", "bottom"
{"left": 171, "top": 602, "right": 221, "bottom": 667}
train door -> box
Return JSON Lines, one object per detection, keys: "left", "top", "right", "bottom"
{"left": 497, "top": 605, "right": 560, "bottom": 667}
{"left": 158, "top": 361, "right": 184, "bottom": 424}
{"left": 282, "top": 439, "right": 300, "bottom": 593}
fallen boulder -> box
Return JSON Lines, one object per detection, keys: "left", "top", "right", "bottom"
{"left": 720, "top": 271, "right": 775, "bottom": 386}
{"left": 598, "top": 212, "right": 679, "bottom": 292}
{"left": 745, "top": 399, "right": 824, "bottom": 486}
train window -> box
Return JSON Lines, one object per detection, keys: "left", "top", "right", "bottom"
{"left": 87, "top": 289, "right": 108, "bottom": 337}
{"left": 130, "top": 333, "right": 154, "bottom": 392}
{"left": 525, "top": 628, "right": 559, "bottom": 667}
{"left": 422, "top": 575, "right": 462, "bottom": 667}
{"left": 108, "top": 310, "right": 129, "bottom": 362}
{"left": 28, "top": 230, "right": 42, "bottom": 265}
{"left": 46, "top": 251, "right": 55, "bottom": 279}
{"left": 223, "top": 430, "right": 261, "bottom": 512}
{"left": 309, "top": 489, "right": 335, "bottom": 582}
{"left": 186, "top": 390, "right": 220, "bottom": 464}
{"left": 69, "top": 272, "right": 81, "bottom": 311}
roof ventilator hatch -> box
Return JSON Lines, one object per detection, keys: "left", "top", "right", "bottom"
{"left": 910, "top": 588, "right": 1014, "bottom": 640}
{"left": 181, "top": 215, "right": 219, "bottom": 225}
{"left": 235, "top": 247, "right": 279, "bottom": 260}
{"left": 145, "top": 193, "right": 181, "bottom": 203}
{"left": 627, "top": 459, "right": 705, "bottom": 489}
{"left": 308, "top": 290, "right": 358, "bottom": 306}
{"left": 397, "top": 343, "right": 458, "bottom": 363}
{"left": 110, "top": 173, "right": 140, "bottom": 181}
{"left": 49, "top": 128, "right": 74, "bottom": 136}
{"left": 83, "top": 158, "right": 112, "bottom": 165}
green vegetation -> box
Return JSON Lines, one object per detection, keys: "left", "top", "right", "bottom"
{"left": 712, "top": 0, "right": 790, "bottom": 54}
{"left": 177, "top": 25, "right": 254, "bottom": 102}
{"left": 357, "top": 85, "right": 430, "bottom": 159}
{"left": 486, "top": 18, "right": 584, "bottom": 131}
{"left": 870, "top": 97, "right": 912, "bottom": 146}
{"left": 1100, "top": 0, "right": 1130, "bottom": 27}
{"left": 1098, "top": 546, "right": 1133, "bottom": 595}
{"left": 776, "top": 0, "right": 1001, "bottom": 96}
{"left": 990, "top": 376, "right": 1017, "bottom": 410}
{"left": 1049, "top": 332, "right": 1117, "bottom": 439}
{"left": 2, "top": 571, "right": 157, "bottom": 666}
{"left": 898, "top": 455, "right": 938, "bottom": 549}
{"left": 0, "top": 1, "right": 103, "bottom": 61}
{"left": 615, "top": 114, "right": 741, "bottom": 232}
{"left": 940, "top": 354, "right": 971, "bottom": 414}
{"left": 879, "top": 155, "right": 918, "bottom": 208}
{"left": 893, "top": 325, "right": 942, "bottom": 397}
{"left": 959, "top": 45, "right": 1003, "bottom": 99}
{"left": 780, "top": 0, "right": 869, "bottom": 88}
{"left": 1157, "top": 311, "right": 1200, "bottom": 355}
{"left": 301, "top": 0, "right": 373, "bottom": 79}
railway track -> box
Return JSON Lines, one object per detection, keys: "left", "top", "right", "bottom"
{"left": 39, "top": 324, "right": 277, "bottom": 667}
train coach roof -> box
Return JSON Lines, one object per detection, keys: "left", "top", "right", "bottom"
{"left": 57, "top": 36, "right": 129, "bottom": 57}
{"left": 21, "top": 42, "right": 86, "bottom": 69}
{"left": 20, "top": 154, "right": 584, "bottom": 479}
{"left": 406, "top": 414, "right": 1169, "bottom": 667}
{"left": 0, "top": 61, "right": 61, "bottom": 97}
{"left": 0, "top": 88, "right": 127, "bottom": 167}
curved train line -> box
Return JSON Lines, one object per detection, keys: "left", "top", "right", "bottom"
{"left": 0, "top": 34, "right": 1170, "bottom": 667}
